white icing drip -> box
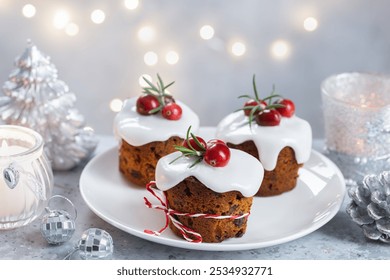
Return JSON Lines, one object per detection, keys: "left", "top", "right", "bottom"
{"left": 155, "top": 149, "right": 264, "bottom": 197}
{"left": 216, "top": 112, "right": 312, "bottom": 171}
{"left": 114, "top": 97, "right": 200, "bottom": 146}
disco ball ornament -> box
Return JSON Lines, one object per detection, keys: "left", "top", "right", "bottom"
{"left": 40, "top": 209, "right": 76, "bottom": 245}
{"left": 78, "top": 228, "right": 114, "bottom": 260}
{"left": 40, "top": 195, "right": 77, "bottom": 245}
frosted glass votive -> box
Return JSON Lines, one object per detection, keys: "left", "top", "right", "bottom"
{"left": 321, "top": 72, "right": 390, "bottom": 183}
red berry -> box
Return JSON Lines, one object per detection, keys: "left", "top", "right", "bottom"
{"left": 255, "top": 109, "right": 282, "bottom": 126}
{"left": 206, "top": 139, "right": 226, "bottom": 147}
{"left": 161, "top": 103, "right": 182, "bottom": 120}
{"left": 182, "top": 136, "right": 207, "bottom": 151}
{"left": 136, "top": 95, "right": 160, "bottom": 115}
{"left": 244, "top": 100, "right": 267, "bottom": 116}
{"left": 275, "top": 99, "right": 295, "bottom": 118}
{"left": 204, "top": 142, "right": 231, "bottom": 167}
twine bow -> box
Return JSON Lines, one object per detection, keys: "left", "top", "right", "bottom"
{"left": 143, "top": 181, "right": 250, "bottom": 243}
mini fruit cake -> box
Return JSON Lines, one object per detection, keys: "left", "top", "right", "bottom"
{"left": 144, "top": 127, "right": 264, "bottom": 243}
{"left": 216, "top": 75, "right": 312, "bottom": 197}
{"left": 114, "top": 74, "right": 199, "bottom": 187}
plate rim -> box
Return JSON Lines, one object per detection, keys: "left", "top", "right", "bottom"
{"left": 80, "top": 145, "right": 346, "bottom": 252}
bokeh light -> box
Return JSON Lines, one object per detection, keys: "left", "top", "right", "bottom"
{"left": 200, "top": 25, "right": 215, "bottom": 40}
{"left": 22, "top": 4, "right": 36, "bottom": 18}
{"left": 270, "top": 40, "right": 291, "bottom": 59}
{"left": 165, "top": 51, "right": 179, "bottom": 65}
{"left": 303, "top": 17, "right": 318, "bottom": 31}
{"left": 91, "top": 9, "right": 106, "bottom": 24}
{"left": 53, "top": 10, "right": 70, "bottom": 30}
{"left": 65, "top": 23, "right": 79, "bottom": 36}
{"left": 231, "top": 41, "right": 246, "bottom": 56}
{"left": 124, "top": 0, "right": 139, "bottom": 10}
{"left": 144, "top": 51, "right": 158, "bottom": 66}
{"left": 138, "top": 26, "right": 155, "bottom": 43}
{"left": 110, "top": 98, "right": 123, "bottom": 112}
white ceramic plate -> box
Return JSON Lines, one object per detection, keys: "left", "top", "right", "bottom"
{"left": 80, "top": 128, "right": 346, "bottom": 251}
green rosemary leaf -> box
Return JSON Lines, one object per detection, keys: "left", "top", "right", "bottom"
{"left": 252, "top": 74, "right": 260, "bottom": 100}
{"left": 190, "top": 133, "right": 206, "bottom": 151}
{"left": 142, "top": 76, "right": 159, "bottom": 92}
{"left": 163, "top": 81, "right": 175, "bottom": 90}
{"left": 237, "top": 94, "right": 253, "bottom": 99}
{"left": 148, "top": 105, "right": 163, "bottom": 114}
{"left": 189, "top": 157, "right": 203, "bottom": 168}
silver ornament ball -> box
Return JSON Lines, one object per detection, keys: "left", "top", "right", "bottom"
{"left": 78, "top": 228, "right": 114, "bottom": 260}
{"left": 40, "top": 209, "right": 76, "bottom": 245}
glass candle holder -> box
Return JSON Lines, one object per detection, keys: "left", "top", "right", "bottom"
{"left": 321, "top": 72, "right": 390, "bottom": 183}
{"left": 0, "top": 125, "right": 53, "bottom": 229}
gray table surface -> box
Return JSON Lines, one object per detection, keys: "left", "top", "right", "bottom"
{"left": 1, "top": 135, "right": 389, "bottom": 260}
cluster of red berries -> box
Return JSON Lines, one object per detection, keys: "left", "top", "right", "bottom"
{"left": 172, "top": 127, "right": 231, "bottom": 168}
{"left": 240, "top": 75, "right": 295, "bottom": 126}
{"left": 136, "top": 74, "right": 182, "bottom": 121}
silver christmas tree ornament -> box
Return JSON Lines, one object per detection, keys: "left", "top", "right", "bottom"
{"left": 347, "top": 171, "right": 390, "bottom": 243}
{"left": 64, "top": 228, "right": 114, "bottom": 260}
{"left": 40, "top": 195, "right": 77, "bottom": 245}
{"left": 0, "top": 40, "right": 98, "bottom": 170}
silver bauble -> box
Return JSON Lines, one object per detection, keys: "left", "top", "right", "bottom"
{"left": 40, "top": 209, "right": 76, "bottom": 245}
{"left": 78, "top": 228, "right": 114, "bottom": 260}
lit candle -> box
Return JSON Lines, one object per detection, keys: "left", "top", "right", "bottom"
{"left": 0, "top": 138, "right": 36, "bottom": 220}
{"left": 0, "top": 125, "right": 53, "bottom": 229}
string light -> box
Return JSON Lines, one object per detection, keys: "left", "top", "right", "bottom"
{"left": 303, "top": 17, "right": 318, "bottom": 32}
{"left": 165, "top": 51, "right": 179, "bottom": 65}
{"left": 110, "top": 98, "right": 123, "bottom": 112}
{"left": 231, "top": 41, "right": 246, "bottom": 56}
{"left": 139, "top": 74, "right": 152, "bottom": 87}
{"left": 91, "top": 9, "right": 105, "bottom": 24}
{"left": 53, "top": 10, "right": 70, "bottom": 30}
{"left": 65, "top": 23, "right": 79, "bottom": 36}
{"left": 22, "top": 4, "right": 36, "bottom": 18}
{"left": 270, "top": 40, "right": 291, "bottom": 59}
{"left": 138, "top": 26, "right": 155, "bottom": 43}
{"left": 124, "top": 0, "right": 139, "bottom": 10}
{"left": 199, "top": 25, "right": 214, "bottom": 40}
{"left": 144, "top": 51, "right": 158, "bottom": 66}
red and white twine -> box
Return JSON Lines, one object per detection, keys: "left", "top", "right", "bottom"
{"left": 143, "top": 181, "right": 250, "bottom": 243}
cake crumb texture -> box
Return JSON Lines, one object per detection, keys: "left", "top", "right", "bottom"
{"left": 166, "top": 176, "right": 253, "bottom": 243}
{"left": 227, "top": 141, "right": 302, "bottom": 196}
{"left": 119, "top": 136, "right": 182, "bottom": 187}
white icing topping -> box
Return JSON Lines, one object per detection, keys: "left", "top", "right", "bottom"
{"left": 114, "top": 97, "right": 200, "bottom": 146}
{"left": 216, "top": 112, "right": 312, "bottom": 171}
{"left": 155, "top": 149, "right": 264, "bottom": 197}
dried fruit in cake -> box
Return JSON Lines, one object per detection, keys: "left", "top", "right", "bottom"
{"left": 114, "top": 74, "right": 200, "bottom": 187}
{"left": 136, "top": 74, "right": 183, "bottom": 120}
{"left": 143, "top": 128, "right": 264, "bottom": 243}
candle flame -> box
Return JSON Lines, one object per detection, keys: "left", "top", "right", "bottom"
{"left": 1, "top": 140, "right": 8, "bottom": 149}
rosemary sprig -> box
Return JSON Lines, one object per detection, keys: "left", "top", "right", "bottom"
{"left": 236, "top": 74, "right": 286, "bottom": 128}
{"left": 169, "top": 126, "right": 206, "bottom": 167}
{"left": 141, "top": 74, "right": 175, "bottom": 106}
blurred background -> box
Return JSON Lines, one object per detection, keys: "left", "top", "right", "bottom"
{"left": 0, "top": 0, "right": 389, "bottom": 138}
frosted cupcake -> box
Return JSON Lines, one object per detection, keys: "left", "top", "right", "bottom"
{"left": 144, "top": 127, "right": 264, "bottom": 243}
{"left": 114, "top": 74, "right": 199, "bottom": 187}
{"left": 216, "top": 75, "right": 312, "bottom": 196}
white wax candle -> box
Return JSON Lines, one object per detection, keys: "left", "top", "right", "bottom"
{"left": 0, "top": 140, "right": 37, "bottom": 219}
